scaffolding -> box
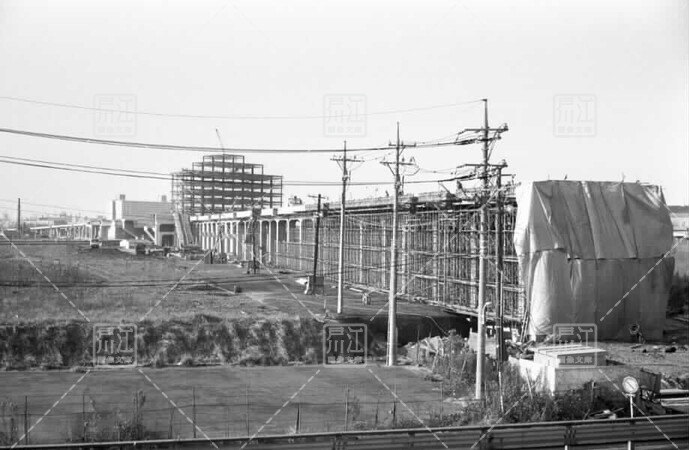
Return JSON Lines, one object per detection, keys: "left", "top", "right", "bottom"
{"left": 302, "top": 207, "right": 522, "bottom": 321}
{"left": 172, "top": 154, "right": 283, "bottom": 215}
{"left": 267, "top": 190, "right": 523, "bottom": 321}
{"left": 191, "top": 187, "right": 523, "bottom": 320}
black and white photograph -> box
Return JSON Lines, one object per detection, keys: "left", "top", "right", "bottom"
{"left": 0, "top": 1, "right": 687, "bottom": 448}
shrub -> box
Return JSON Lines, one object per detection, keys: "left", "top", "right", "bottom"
{"left": 429, "top": 355, "right": 629, "bottom": 426}
{"left": 68, "top": 391, "right": 149, "bottom": 442}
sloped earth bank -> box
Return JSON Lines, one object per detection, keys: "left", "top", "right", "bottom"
{"left": 0, "top": 311, "right": 465, "bottom": 370}
{"left": 0, "top": 316, "right": 327, "bottom": 370}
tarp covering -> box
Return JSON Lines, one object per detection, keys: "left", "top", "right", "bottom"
{"left": 514, "top": 181, "right": 674, "bottom": 340}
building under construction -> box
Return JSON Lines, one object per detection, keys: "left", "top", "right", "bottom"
{"left": 189, "top": 180, "right": 675, "bottom": 340}
{"left": 171, "top": 154, "right": 283, "bottom": 215}
{"left": 192, "top": 187, "right": 524, "bottom": 322}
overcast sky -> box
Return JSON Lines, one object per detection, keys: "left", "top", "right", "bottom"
{"left": 0, "top": 0, "right": 687, "bottom": 218}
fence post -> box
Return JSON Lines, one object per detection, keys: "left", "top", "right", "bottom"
{"left": 564, "top": 423, "right": 576, "bottom": 450}
{"left": 24, "top": 395, "right": 29, "bottom": 445}
{"left": 440, "top": 382, "right": 444, "bottom": 421}
{"left": 344, "top": 385, "right": 349, "bottom": 431}
{"left": 192, "top": 386, "right": 197, "bottom": 438}
{"left": 9, "top": 415, "right": 14, "bottom": 445}
{"left": 296, "top": 395, "right": 301, "bottom": 434}
{"left": 134, "top": 390, "right": 140, "bottom": 437}
{"left": 392, "top": 384, "right": 397, "bottom": 428}
{"left": 82, "top": 393, "right": 86, "bottom": 441}
{"left": 245, "top": 385, "right": 250, "bottom": 436}
{"left": 169, "top": 406, "right": 174, "bottom": 439}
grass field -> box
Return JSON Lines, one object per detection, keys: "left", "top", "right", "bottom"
{"left": 0, "top": 364, "right": 445, "bottom": 445}
{"left": 0, "top": 241, "right": 455, "bottom": 446}
{"left": 0, "top": 240, "right": 462, "bottom": 374}
{"left": 0, "top": 241, "right": 457, "bottom": 325}
{"left": 0, "top": 242, "right": 298, "bottom": 324}
{"left": 2, "top": 240, "right": 686, "bottom": 445}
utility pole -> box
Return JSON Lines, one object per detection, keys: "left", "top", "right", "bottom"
{"left": 453, "top": 100, "right": 509, "bottom": 399}
{"left": 389, "top": 126, "right": 400, "bottom": 367}
{"left": 381, "top": 123, "right": 416, "bottom": 366}
{"left": 17, "top": 198, "right": 21, "bottom": 236}
{"left": 308, "top": 194, "right": 322, "bottom": 295}
{"left": 475, "top": 99, "right": 490, "bottom": 400}
{"left": 332, "top": 141, "right": 363, "bottom": 314}
{"left": 470, "top": 100, "right": 510, "bottom": 400}
{"left": 496, "top": 166, "right": 506, "bottom": 369}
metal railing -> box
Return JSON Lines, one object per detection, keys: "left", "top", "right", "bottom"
{"left": 2, "top": 414, "right": 687, "bottom": 449}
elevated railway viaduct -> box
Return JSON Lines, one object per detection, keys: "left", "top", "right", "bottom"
{"left": 189, "top": 190, "right": 524, "bottom": 323}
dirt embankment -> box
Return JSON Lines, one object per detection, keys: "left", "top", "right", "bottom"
{"left": 0, "top": 315, "right": 325, "bottom": 370}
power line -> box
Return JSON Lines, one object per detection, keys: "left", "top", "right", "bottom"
{"left": 0, "top": 127, "right": 470, "bottom": 153}
{"left": 0, "top": 127, "right": 392, "bottom": 153}
{"left": 0, "top": 198, "right": 106, "bottom": 215}
{"left": 0, "top": 205, "right": 57, "bottom": 216}
{"left": 0, "top": 156, "right": 460, "bottom": 187}
{"left": 0, "top": 96, "right": 482, "bottom": 121}
{"left": 0, "top": 157, "right": 171, "bottom": 180}
{"left": 0, "top": 155, "right": 167, "bottom": 176}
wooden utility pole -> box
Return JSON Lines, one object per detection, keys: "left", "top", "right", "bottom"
{"left": 17, "top": 198, "right": 21, "bottom": 236}
{"left": 310, "top": 194, "right": 322, "bottom": 294}
{"left": 475, "top": 99, "right": 490, "bottom": 400}
{"left": 332, "top": 141, "right": 363, "bottom": 314}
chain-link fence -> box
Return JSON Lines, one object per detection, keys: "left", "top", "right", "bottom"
{"left": 0, "top": 382, "right": 450, "bottom": 446}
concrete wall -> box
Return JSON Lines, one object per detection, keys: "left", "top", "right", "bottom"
{"left": 111, "top": 199, "right": 172, "bottom": 221}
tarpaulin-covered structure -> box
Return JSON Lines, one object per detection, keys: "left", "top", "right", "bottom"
{"left": 514, "top": 181, "right": 674, "bottom": 340}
